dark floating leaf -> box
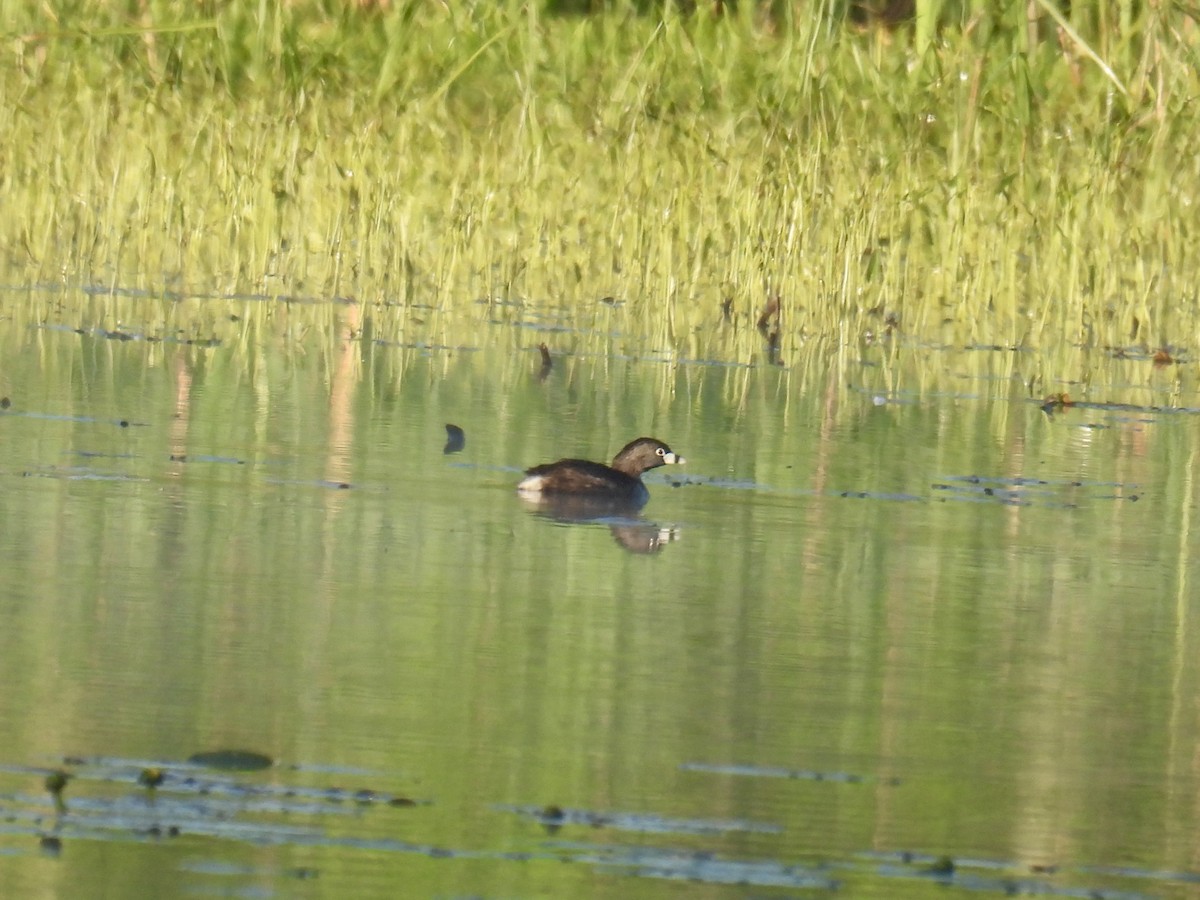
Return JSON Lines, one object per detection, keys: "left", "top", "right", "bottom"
{"left": 443, "top": 423, "right": 466, "bottom": 454}
{"left": 39, "top": 835, "right": 63, "bottom": 856}
{"left": 187, "top": 750, "right": 274, "bottom": 771}
{"left": 0, "top": 397, "right": 10, "bottom": 409}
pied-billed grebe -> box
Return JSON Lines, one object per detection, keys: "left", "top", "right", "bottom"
{"left": 517, "top": 437, "right": 684, "bottom": 506}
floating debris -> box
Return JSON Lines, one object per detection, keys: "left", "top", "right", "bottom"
{"left": 443, "top": 423, "right": 466, "bottom": 454}
{"left": 1041, "top": 393, "right": 1074, "bottom": 414}
{"left": 756, "top": 294, "right": 780, "bottom": 332}
{"left": 932, "top": 473, "right": 1140, "bottom": 506}
{"left": 537, "top": 342, "right": 553, "bottom": 381}
{"left": 187, "top": 750, "right": 273, "bottom": 772}
{"left": 926, "top": 855, "right": 956, "bottom": 876}
{"left": 44, "top": 768, "right": 72, "bottom": 813}
{"left": 500, "top": 804, "right": 781, "bottom": 836}
{"left": 581, "top": 844, "right": 840, "bottom": 891}
{"left": 680, "top": 761, "right": 878, "bottom": 784}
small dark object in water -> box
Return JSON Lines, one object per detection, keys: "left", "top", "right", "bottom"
{"left": 1041, "top": 393, "right": 1073, "bottom": 415}
{"left": 0, "top": 396, "right": 9, "bottom": 409}
{"left": 539, "top": 804, "right": 567, "bottom": 833}
{"left": 138, "top": 768, "right": 165, "bottom": 789}
{"left": 170, "top": 454, "right": 187, "bottom": 462}
{"left": 119, "top": 420, "right": 129, "bottom": 428}
{"left": 1153, "top": 347, "right": 1174, "bottom": 366}
{"left": 518, "top": 437, "right": 684, "bottom": 508}
{"left": 44, "top": 769, "right": 70, "bottom": 814}
{"left": 167, "top": 826, "right": 181, "bottom": 837}
{"left": 335, "top": 482, "right": 351, "bottom": 490}
{"left": 764, "top": 327, "right": 782, "bottom": 365}
{"left": 926, "top": 856, "right": 956, "bottom": 876}
{"left": 757, "top": 293, "right": 784, "bottom": 364}
{"left": 444, "top": 423, "right": 466, "bottom": 454}
{"left": 720, "top": 297, "right": 734, "bottom": 321}
{"left": 537, "top": 343, "right": 553, "bottom": 381}
{"left": 354, "top": 789, "right": 378, "bottom": 804}
{"left": 39, "top": 835, "right": 62, "bottom": 856}
{"left": 389, "top": 796, "right": 417, "bottom": 807}
{"left": 187, "top": 749, "right": 273, "bottom": 771}
{"left": 757, "top": 294, "right": 780, "bottom": 332}
{"left": 44, "top": 770, "right": 70, "bottom": 797}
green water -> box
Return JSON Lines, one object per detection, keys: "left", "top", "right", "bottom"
{"left": 1, "top": 288, "right": 1197, "bottom": 899}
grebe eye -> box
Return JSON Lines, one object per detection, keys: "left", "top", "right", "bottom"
{"left": 656, "top": 447, "right": 665, "bottom": 456}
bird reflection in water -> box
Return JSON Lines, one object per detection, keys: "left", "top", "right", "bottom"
{"left": 518, "top": 493, "right": 680, "bottom": 555}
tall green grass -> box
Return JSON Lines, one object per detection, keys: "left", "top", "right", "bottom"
{"left": 1, "top": 1, "right": 1197, "bottom": 364}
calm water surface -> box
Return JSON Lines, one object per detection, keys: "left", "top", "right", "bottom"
{"left": 1, "top": 291, "right": 1198, "bottom": 899}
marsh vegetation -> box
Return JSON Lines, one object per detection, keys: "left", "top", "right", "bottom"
{"left": 4, "top": 1, "right": 1197, "bottom": 376}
